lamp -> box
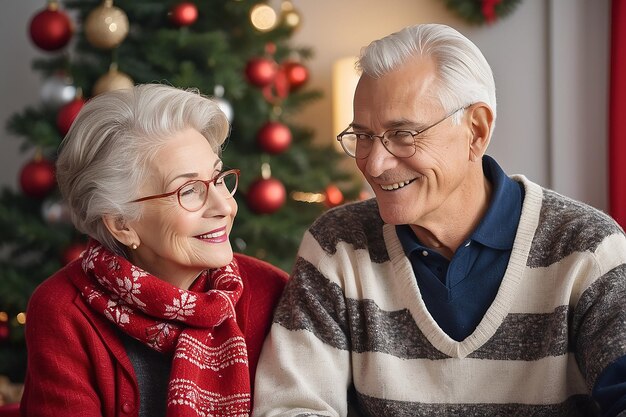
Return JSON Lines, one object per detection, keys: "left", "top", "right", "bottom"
{"left": 332, "top": 56, "right": 360, "bottom": 151}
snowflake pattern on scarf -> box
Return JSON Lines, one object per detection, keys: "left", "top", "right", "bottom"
{"left": 72, "top": 239, "right": 251, "bottom": 416}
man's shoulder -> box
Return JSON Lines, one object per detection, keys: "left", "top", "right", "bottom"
{"left": 306, "top": 198, "right": 388, "bottom": 259}
{"left": 527, "top": 184, "right": 625, "bottom": 268}
{"left": 536, "top": 187, "right": 623, "bottom": 237}
{"left": 310, "top": 198, "right": 381, "bottom": 230}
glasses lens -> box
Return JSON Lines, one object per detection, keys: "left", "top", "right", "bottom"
{"left": 178, "top": 181, "right": 206, "bottom": 211}
{"left": 384, "top": 131, "right": 416, "bottom": 158}
{"left": 216, "top": 171, "right": 238, "bottom": 197}
{"left": 340, "top": 133, "right": 375, "bottom": 159}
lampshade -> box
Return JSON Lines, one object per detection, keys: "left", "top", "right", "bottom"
{"left": 332, "top": 56, "right": 360, "bottom": 151}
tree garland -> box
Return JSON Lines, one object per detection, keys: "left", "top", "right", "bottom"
{"left": 443, "top": 0, "right": 523, "bottom": 25}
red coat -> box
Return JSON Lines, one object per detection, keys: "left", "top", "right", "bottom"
{"left": 20, "top": 253, "right": 287, "bottom": 417}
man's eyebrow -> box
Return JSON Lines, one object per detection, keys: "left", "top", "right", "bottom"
{"left": 350, "top": 119, "right": 418, "bottom": 131}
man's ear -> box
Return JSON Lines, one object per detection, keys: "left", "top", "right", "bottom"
{"left": 467, "top": 102, "right": 494, "bottom": 162}
{"left": 102, "top": 215, "right": 139, "bottom": 249}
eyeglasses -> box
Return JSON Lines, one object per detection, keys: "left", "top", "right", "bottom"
{"left": 130, "top": 169, "right": 240, "bottom": 212}
{"left": 336, "top": 107, "right": 466, "bottom": 159}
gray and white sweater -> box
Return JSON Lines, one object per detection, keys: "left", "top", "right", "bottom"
{"left": 252, "top": 176, "right": 626, "bottom": 417}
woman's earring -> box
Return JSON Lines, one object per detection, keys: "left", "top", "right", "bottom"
{"left": 131, "top": 243, "right": 138, "bottom": 250}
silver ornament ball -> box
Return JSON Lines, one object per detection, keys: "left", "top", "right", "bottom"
{"left": 41, "top": 74, "right": 76, "bottom": 109}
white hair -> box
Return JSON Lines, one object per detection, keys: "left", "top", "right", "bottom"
{"left": 56, "top": 83, "right": 230, "bottom": 257}
{"left": 357, "top": 23, "right": 496, "bottom": 125}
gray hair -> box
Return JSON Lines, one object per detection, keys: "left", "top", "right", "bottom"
{"left": 357, "top": 23, "right": 496, "bottom": 125}
{"left": 56, "top": 83, "right": 230, "bottom": 256}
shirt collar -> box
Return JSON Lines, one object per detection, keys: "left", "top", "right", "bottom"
{"left": 469, "top": 155, "right": 522, "bottom": 250}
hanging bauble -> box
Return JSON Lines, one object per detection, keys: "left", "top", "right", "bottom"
{"left": 325, "top": 184, "right": 344, "bottom": 208}
{"left": 19, "top": 156, "right": 56, "bottom": 199}
{"left": 247, "top": 177, "right": 286, "bottom": 214}
{"left": 0, "top": 320, "right": 8, "bottom": 343}
{"left": 262, "top": 68, "right": 289, "bottom": 103}
{"left": 84, "top": 0, "right": 129, "bottom": 49}
{"left": 62, "top": 242, "right": 88, "bottom": 265}
{"left": 57, "top": 97, "right": 86, "bottom": 136}
{"left": 282, "top": 61, "right": 309, "bottom": 91}
{"left": 40, "top": 73, "right": 76, "bottom": 108}
{"left": 280, "top": 1, "right": 301, "bottom": 31}
{"left": 41, "top": 198, "right": 72, "bottom": 225}
{"left": 257, "top": 121, "right": 291, "bottom": 154}
{"left": 169, "top": 2, "right": 199, "bottom": 27}
{"left": 92, "top": 63, "right": 134, "bottom": 96}
{"left": 28, "top": 1, "right": 73, "bottom": 51}
{"left": 213, "top": 85, "right": 233, "bottom": 122}
{"left": 245, "top": 57, "right": 278, "bottom": 88}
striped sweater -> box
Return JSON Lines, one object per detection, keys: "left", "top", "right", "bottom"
{"left": 252, "top": 176, "right": 626, "bottom": 417}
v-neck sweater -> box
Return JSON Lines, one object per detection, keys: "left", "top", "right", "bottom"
{"left": 253, "top": 175, "right": 626, "bottom": 417}
{"left": 396, "top": 155, "right": 523, "bottom": 341}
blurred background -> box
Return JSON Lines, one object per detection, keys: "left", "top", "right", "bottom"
{"left": 0, "top": 0, "right": 615, "bottom": 404}
{"left": 1, "top": 0, "right": 611, "bottom": 209}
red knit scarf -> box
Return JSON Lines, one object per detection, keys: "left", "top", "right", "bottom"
{"left": 72, "top": 240, "right": 250, "bottom": 417}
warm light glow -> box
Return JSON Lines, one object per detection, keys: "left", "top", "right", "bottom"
{"left": 0, "top": 312, "right": 7, "bottom": 322}
{"left": 291, "top": 191, "right": 325, "bottom": 203}
{"left": 283, "top": 10, "right": 300, "bottom": 28}
{"left": 16, "top": 312, "right": 26, "bottom": 325}
{"left": 250, "top": 4, "right": 277, "bottom": 32}
{"left": 261, "top": 162, "right": 272, "bottom": 180}
{"left": 332, "top": 56, "right": 360, "bottom": 151}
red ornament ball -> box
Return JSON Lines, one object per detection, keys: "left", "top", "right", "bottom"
{"left": 247, "top": 177, "right": 286, "bottom": 214}
{"left": 56, "top": 98, "right": 85, "bottom": 136}
{"left": 325, "top": 184, "right": 344, "bottom": 208}
{"left": 29, "top": 4, "right": 73, "bottom": 51}
{"left": 0, "top": 322, "right": 8, "bottom": 342}
{"left": 20, "top": 157, "right": 56, "bottom": 199}
{"left": 283, "top": 61, "right": 309, "bottom": 91}
{"left": 169, "top": 2, "right": 198, "bottom": 27}
{"left": 245, "top": 57, "right": 278, "bottom": 88}
{"left": 62, "top": 242, "right": 88, "bottom": 265}
{"left": 257, "top": 121, "right": 292, "bottom": 154}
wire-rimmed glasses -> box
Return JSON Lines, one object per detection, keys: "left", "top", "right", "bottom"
{"left": 129, "top": 169, "right": 240, "bottom": 212}
{"left": 336, "top": 107, "right": 466, "bottom": 159}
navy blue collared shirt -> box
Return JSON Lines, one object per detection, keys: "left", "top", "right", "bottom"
{"left": 396, "top": 155, "right": 524, "bottom": 341}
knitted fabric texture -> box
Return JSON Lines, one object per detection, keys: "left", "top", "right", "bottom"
{"left": 252, "top": 176, "right": 626, "bottom": 416}
{"left": 74, "top": 240, "right": 250, "bottom": 417}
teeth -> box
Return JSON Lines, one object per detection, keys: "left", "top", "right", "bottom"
{"left": 380, "top": 179, "right": 413, "bottom": 191}
{"left": 198, "top": 230, "right": 225, "bottom": 239}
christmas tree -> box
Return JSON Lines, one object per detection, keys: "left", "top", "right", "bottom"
{"left": 0, "top": 0, "right": 358, "bottom": 383}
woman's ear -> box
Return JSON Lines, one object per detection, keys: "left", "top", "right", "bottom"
{"left": 467, "top": 102, "right": 494, "bottom": 162}
{"left": 102, "top": 215, "right": 139, "bottom": 249}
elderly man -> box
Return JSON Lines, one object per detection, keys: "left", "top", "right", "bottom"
{"left": 252, "top": 24, "right": 626, "bottom": 416}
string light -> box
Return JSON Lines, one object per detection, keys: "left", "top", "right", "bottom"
{"left": 250, "top": 4, "right": 277, "bottom": 32}
{"left": 280, "top": 1, "right": 301, "bottom": 30}
{"left": 291, "top": 191, "right": 325, "bottom": 203}
{"left": 16, "top": 312, "right": 26, "bottom": 325}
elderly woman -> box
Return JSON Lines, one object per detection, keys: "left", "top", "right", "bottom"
{"left": 20, "top": 84, "right": 287, "bottom": 417}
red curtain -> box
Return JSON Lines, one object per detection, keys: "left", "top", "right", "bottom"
{"left": 610, "top": 0, "right": 626, "bottom": 228}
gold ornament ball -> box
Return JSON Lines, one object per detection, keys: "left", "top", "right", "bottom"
{"left": 93, "top": 67, "right": 134, "bottom": 96}
{"left": 280, "top": 1, "right": 301, "bottom": 30}
{"left": 84, "top": 1, "right": 129, "bottom": 49}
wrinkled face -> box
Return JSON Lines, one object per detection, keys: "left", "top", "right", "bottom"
{"left": 353, "top": 56, "right": 473, "bottom": 227}
{"left": 129, "top": 128, "right": 237, "bottom": 283}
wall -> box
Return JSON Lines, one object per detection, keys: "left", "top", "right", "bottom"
{"left": 0, "top": 0, "right": 610, "bottom": 210}
{"left": 0, "top": 0, "right": 43, "bottom": 191}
